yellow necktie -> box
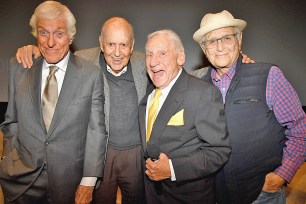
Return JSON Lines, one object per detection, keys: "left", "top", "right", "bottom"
{"left": 146, "top": 89, "right": 162, "bottom": 142}
{"left": 42, "top": 66, "right": 59, "bottom": 132}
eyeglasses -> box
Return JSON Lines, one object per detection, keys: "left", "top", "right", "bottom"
{"left": 200, "top": 33, "right": 238, "bottom": 49}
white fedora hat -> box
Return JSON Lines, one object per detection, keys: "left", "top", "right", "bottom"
{"left": 193, "top": 10, "right": 247, "bottom": 43}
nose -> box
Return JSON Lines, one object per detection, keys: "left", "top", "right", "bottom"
{"left": 216, "top": 39, "right": 224, "bottom": 51}
{"left": 114, "top": 45, "right": 120, "bottom": 56}
{"left": 47, "top": 34, "right": 56, "bottom": 48}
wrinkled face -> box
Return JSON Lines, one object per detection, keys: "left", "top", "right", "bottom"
{"left": 145, "top": 34, "right": 185, "bottom": 89}
{"left": 202, "top": 27, "right": 242, "bottom": 70}
{"left": 99, "top": 23, "right": 134, "bottom": 74}
{"left": 37, "top": 16, "right": 72, "bottom": 64}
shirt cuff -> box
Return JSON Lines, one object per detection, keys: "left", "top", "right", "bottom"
{"left": 169, "top": 159, "right": 176, "bottom": 181}
{"left": 80, "top": 177, "right": 97, "bottom": 186}
{"left": 274, "top": 160, "right": 301, "bottom": 183}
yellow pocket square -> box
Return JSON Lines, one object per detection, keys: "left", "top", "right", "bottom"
{"left": 167, "top": 109, "right": 184, "bottom": 126}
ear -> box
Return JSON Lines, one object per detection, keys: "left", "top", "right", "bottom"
{"left": 69, "top": 37, "right": 74, "bottom": 45}
{"left": 99, "top": 36, "right": 104, "bottom": 52}
{"left": 130, "top": 38, "right": 135, "bottom": 54}
{"left": 238, "top": 33, "right": 243, "bottom": 50}
{"left": 177, "top": 51, "right": 185, "bottom": 66}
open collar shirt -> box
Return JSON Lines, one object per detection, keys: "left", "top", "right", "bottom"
{"left": 211, "top": 63, "right": 306, "bottom": 182}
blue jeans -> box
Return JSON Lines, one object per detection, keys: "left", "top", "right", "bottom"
{"left": 252, "top": 187, "right": 286, "bottom": 204}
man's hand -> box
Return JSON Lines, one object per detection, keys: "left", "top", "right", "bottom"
{"left": 75, "top": 185, "right": 94, "bottom": 204}
{"left": 145, "top": 153, "right": 171, "bottom": 181}
{"left": 16, "top": 45, "right": 40, "bottom": 68}
{"left": 262, "top": 172, "right": 286, "bottom": 192}
{"left": 241, "top": 51, "right": 255, "bottom": 64}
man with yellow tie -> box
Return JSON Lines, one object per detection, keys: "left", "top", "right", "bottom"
{"left": 138, "top": 29, "right": 231, "bottom": 203}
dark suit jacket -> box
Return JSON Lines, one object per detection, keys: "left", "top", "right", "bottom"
{"left": 0, "top": 53, "right": 108, "bottom": 203}
{"left": 139, "top": 69, "right": 230, "bottom": 202}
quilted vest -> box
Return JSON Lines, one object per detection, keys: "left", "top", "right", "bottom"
{"left": 203, "top": 56, "right": 286, "bottom": 204}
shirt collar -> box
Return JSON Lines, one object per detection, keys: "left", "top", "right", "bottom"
{"left": 43, "top": 51, "right": 70, "bottom": 72}
{"left": 211, "top": 62, "right": 237, "bottom": 82}
{"left": 106, "top": 64, "right": 127, "bottom": 77}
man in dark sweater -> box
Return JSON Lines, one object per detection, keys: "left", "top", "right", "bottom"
{"left": 74, "top": 17, "right": 148, "bottom": 204}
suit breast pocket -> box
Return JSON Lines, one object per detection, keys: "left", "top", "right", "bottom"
{"left": 70, "top": 95, "right": 91, "bottom": 106}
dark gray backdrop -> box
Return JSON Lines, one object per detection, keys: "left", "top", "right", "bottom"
{"left": 0, "top": 0, "right": 305, "bottom": 105}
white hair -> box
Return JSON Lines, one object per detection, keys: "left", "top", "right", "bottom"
{"left": 29, "top": 1, "right": 76, "bottom": 38}
{"left": 146, "top": 29, "right": 185, "bottom": 53}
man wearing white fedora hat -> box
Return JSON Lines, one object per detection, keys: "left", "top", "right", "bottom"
{"left": 192, "top": 10, "right": 306, "bottom": 204}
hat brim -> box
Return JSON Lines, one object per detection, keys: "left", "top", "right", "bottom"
{"left": 193, "top": 19, "right": 246, "bottom": 43}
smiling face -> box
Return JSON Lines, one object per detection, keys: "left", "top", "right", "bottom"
{"left": 145, "top": 33, "right": 185, "bottom": 89}
{"left": 99, "top": 19, "right": 134, "bottom": 74}
{"left": 36, "top": 15, "right": 72, "bottom": 64}
{"left": 202, "top": 27, "right": 242, "bottom": 75}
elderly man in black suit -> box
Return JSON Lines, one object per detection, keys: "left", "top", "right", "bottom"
{"left": 139, "top": 29, "right": 231, "bottom": 203}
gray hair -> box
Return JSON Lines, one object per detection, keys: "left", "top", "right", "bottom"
{"left": 29, "top": 1, "right": 76, "bottom": 38}
{"left": 146, "top": 29, "right": 185, "bottom": 53}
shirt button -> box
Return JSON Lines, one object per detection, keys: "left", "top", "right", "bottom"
{"left": 45, "top": 141, "right": 49, "bottom": 146}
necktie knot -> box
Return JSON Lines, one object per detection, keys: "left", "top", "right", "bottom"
{"left": 154, "top": 89, "right": 162, "bottom": 99}
{"left": 49, "top": 65, "right": 59, "bottom": 75}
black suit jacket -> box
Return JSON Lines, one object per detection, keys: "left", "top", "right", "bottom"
{"left": 139, "top": 69, "right": 230, "bottom": 202}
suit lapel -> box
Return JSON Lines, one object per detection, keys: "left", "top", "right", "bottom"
{"left": 139, "top": 84, "right": 154, "bottom": 152}
{"left": 47, "top": 54, "right": 83, "bottom": 137}
{"left": 130, "top": 60, "right": 148, "bottom": 104}
{"left": 148, "top": 69, "right": 188, "bottom": 144}
{"left": 92, "top": 48, "right": 101, "bottom": 68}
{"left": 28, "top": 57, "right": 46, "bottom": 132}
